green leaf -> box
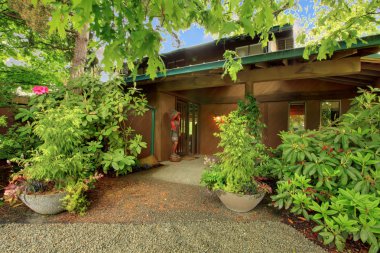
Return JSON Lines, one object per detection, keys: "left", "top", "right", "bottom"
{"left": 320, "top": 231, "right": 334, "bottom": 245}
{"left": 360, "top": 228, "right": 369, "bottom": 242}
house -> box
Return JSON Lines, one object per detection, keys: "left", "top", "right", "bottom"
{"left": 129, "top": 25, "right": 380, "bottom": 161}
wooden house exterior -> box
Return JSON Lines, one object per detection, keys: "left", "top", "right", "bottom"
{"left": 130, "top": 26, "right": 380, "bottom": 161}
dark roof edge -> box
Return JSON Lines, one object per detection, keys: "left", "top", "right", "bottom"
{"left": 128, "top": 34, "right": 380, "bottom": 83}
{"left": 160, "top": 24, "right": 293, "bottom": 57}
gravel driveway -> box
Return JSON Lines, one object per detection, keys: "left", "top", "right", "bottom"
{"left": 0, "top": 221, "right": 325, "bottom": 253}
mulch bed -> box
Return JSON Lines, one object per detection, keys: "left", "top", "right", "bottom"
{"left": 0, "top": 160, "right": 13, "bottom": 194}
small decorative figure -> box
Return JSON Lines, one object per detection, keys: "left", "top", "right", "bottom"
{"left": 170, "top": 110, "right": 181, "bottom": 162}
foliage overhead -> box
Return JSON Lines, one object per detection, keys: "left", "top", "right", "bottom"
{"left": 0, "top": 0, "right": 73, "bottom": 86}
{"left": 222, "top": 50, "right": 243, "bottom": 82}
{"left": 25, "top": 0, "right": 379, "bottom": 81}
{"left": 271, "top": 87, "right": 380, "bottom": 252}
{"left": 31, "top": 0, "right": 294, "bottom": 79}
{"left": 296, "top": 0, "right": 380, "bottom": 60}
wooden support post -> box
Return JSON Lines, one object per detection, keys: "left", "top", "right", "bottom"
{"left": 245, "top": 82, "right": 254, "bottom": 97}
{"left": 374, "top": 78, "right": 380, "bottom": 88}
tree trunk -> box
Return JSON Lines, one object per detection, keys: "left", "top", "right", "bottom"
{"left": 70, "top": 24, "right": 89, "bottom": 79}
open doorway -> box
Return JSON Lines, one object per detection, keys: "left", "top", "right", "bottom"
{"left": 175, "top": 99, "right": 199, "bottom": 156}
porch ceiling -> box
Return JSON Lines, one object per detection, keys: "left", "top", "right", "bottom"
{"left": 316, "top": 56, "right": 380, "bottom": 87}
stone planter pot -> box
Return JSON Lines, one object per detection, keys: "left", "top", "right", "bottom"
{"left": 216, "top": 190, "right": 265, "bottom": 213}
{"left": 19, "top": 191, "right": 66, "bottom": 215}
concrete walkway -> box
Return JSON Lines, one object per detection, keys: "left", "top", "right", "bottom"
{"left": 148, "top": 156, "right": 205, "bottom": 186}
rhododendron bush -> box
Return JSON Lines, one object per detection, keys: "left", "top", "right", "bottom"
{"left": 270, "top": 87, "right": 380, "bottom": 252}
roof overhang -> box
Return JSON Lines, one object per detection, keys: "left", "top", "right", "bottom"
{"left": 127, "top": 34, "right": 380, "bottom": 84}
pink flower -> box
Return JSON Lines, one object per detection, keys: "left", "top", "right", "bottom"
{"left": 32, "top": 86, "right": 49, "bottom": 95}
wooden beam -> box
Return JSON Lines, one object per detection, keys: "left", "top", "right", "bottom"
{"left": 356, "top": 47, "right": 380, "bottom": 57}
{"left": 139, "top": 72, "right": 220, "bottom": 85}
{"left": 157, "top": 76, "right": 242, "bottom": 91}
{"left": 255, "top": 89, "right": 358, "bottom": 103}
{"left": 238, "top": 57, "right": 362, "bottom": 83}
{"left": 318, "top": 77, "right": 367, "bottom": 86}
{"left": 282, "top": 59, "right": 289, "bottom": 66}
{"left": 255, "top": 62, "right": 270, "bottom": 68}
{"left": 331, "top": 49, "right": 357, "bottom": 60}
{"left": 197, "top": 96, "right": 244, "bottom": 104}
{"left": 360, "top": 70, "right": 380, "bottom": 77}
{"left": 345, "top": 74, "right": 375, "bottom": 82}
{"left": 154, "top": 57, "right": 363, "bottom": 91}
{"left": 362, "top": 62, "right": 380, "bottom": 72}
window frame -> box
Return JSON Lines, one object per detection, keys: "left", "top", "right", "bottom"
{"left": 320, "top": 100, "right": 341, "bottom": 127}
{"left": 288, "top": 101, "right": 307, "bottom": 131}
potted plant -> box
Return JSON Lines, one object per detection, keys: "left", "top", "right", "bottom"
{"left": 200, "top": 109, "right": 271, "bottom": 212}
{"left": 4, "top": 105, "right": 101, "bottom": 215}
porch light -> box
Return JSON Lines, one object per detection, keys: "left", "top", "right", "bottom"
{"left": 213, "top": 116, "right": 223, "bottom": 123}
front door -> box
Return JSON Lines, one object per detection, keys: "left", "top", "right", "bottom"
{"left": 175, "top": 99, "right": 199, "bottom": 156}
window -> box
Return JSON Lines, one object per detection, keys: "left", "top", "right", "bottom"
{"left": 289, "top": 102, "right": 306, "bottom": 131}
{"left": 249, "top": 44, "right": 264, "bottom": 55}
{"left": 166, "top": 58, "right": 185, "bottom": 69}
{"left": 321, "top": 101, "right": 340, "bottom": 127}
{"left": 236, "top": 43, "right": 267, "bottom": 57}
{"left": 236, "top": 45, "right": 249, "bottom": 57}
{"left": 277, "top": 37, "right": 294, "bottom": 50}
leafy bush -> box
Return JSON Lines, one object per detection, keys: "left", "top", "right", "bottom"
{"left": 271, "top": 87, "right": 380, "bottom": 252}
{"left": 237, "top": 95, "right": 265, "bottom": 139}
{"left": 201, "top": 105, "right": 270, "bottom": 194}
{"left": 0, "top": 122, "right": 41, "bottom": 161}
{"left": 0, "top": 116, "right": 6, "bottom": 127}
{"left": 4, "top": 75, "right": 148, "bottom": 213}
{"left": 21, "top": 106, "right": 91, "bottom": 187}
{"left": 63, "top": 76, "right": 148, "bottom": 175}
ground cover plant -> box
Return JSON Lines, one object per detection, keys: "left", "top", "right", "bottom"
{"left": 3, "top": 76, "right": 147, "bottom": 214}
{"left": 271, "top": 87, "right": 380, "bottom": 252}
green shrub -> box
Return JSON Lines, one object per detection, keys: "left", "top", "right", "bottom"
{"left": 5, "top": 75, "right": 148, "bottom": 213}
{"left": 237, "top": 95, "right": 265, "bottom": 139}
{"left": 201, "top": 107, "right": 270, "bottom": 194}
{"left": 22, "top": 106, "right": 91, "bottom": 186}
{"left": 0, "top": 116, "right": 6, "bottom": 127}
{"left": 271, "top": 87, "right": 380, "bottom": 252}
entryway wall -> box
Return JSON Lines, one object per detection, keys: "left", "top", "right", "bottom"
{"left": 198, "top": 103, "right": 238, "bottom": 155}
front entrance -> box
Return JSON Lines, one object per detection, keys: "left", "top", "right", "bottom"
{"left": 175, "top": 99, "right": 199, "bottom": 156}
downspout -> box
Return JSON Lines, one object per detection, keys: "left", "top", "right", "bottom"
{"left": 147, "top": 105, "right": 156, "bottom": 155}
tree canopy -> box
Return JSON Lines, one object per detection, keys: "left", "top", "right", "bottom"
{"left": 0, "top": 0, "right": 74, "bottom": 87}
{"left": 38, "top": 0, "right": 294, "bottom": 79}
{"left": 298, "top": 0, "right": 380, "bottom": 60}
{"left": 2, "top": 0, "right": 380, "bottom": 83}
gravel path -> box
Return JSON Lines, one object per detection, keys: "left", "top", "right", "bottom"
{"left": 0, "top": 221, "right": 325, "bottom": 253}
{"left": 0, "top": 161, "right": 326, "bottom": 252}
